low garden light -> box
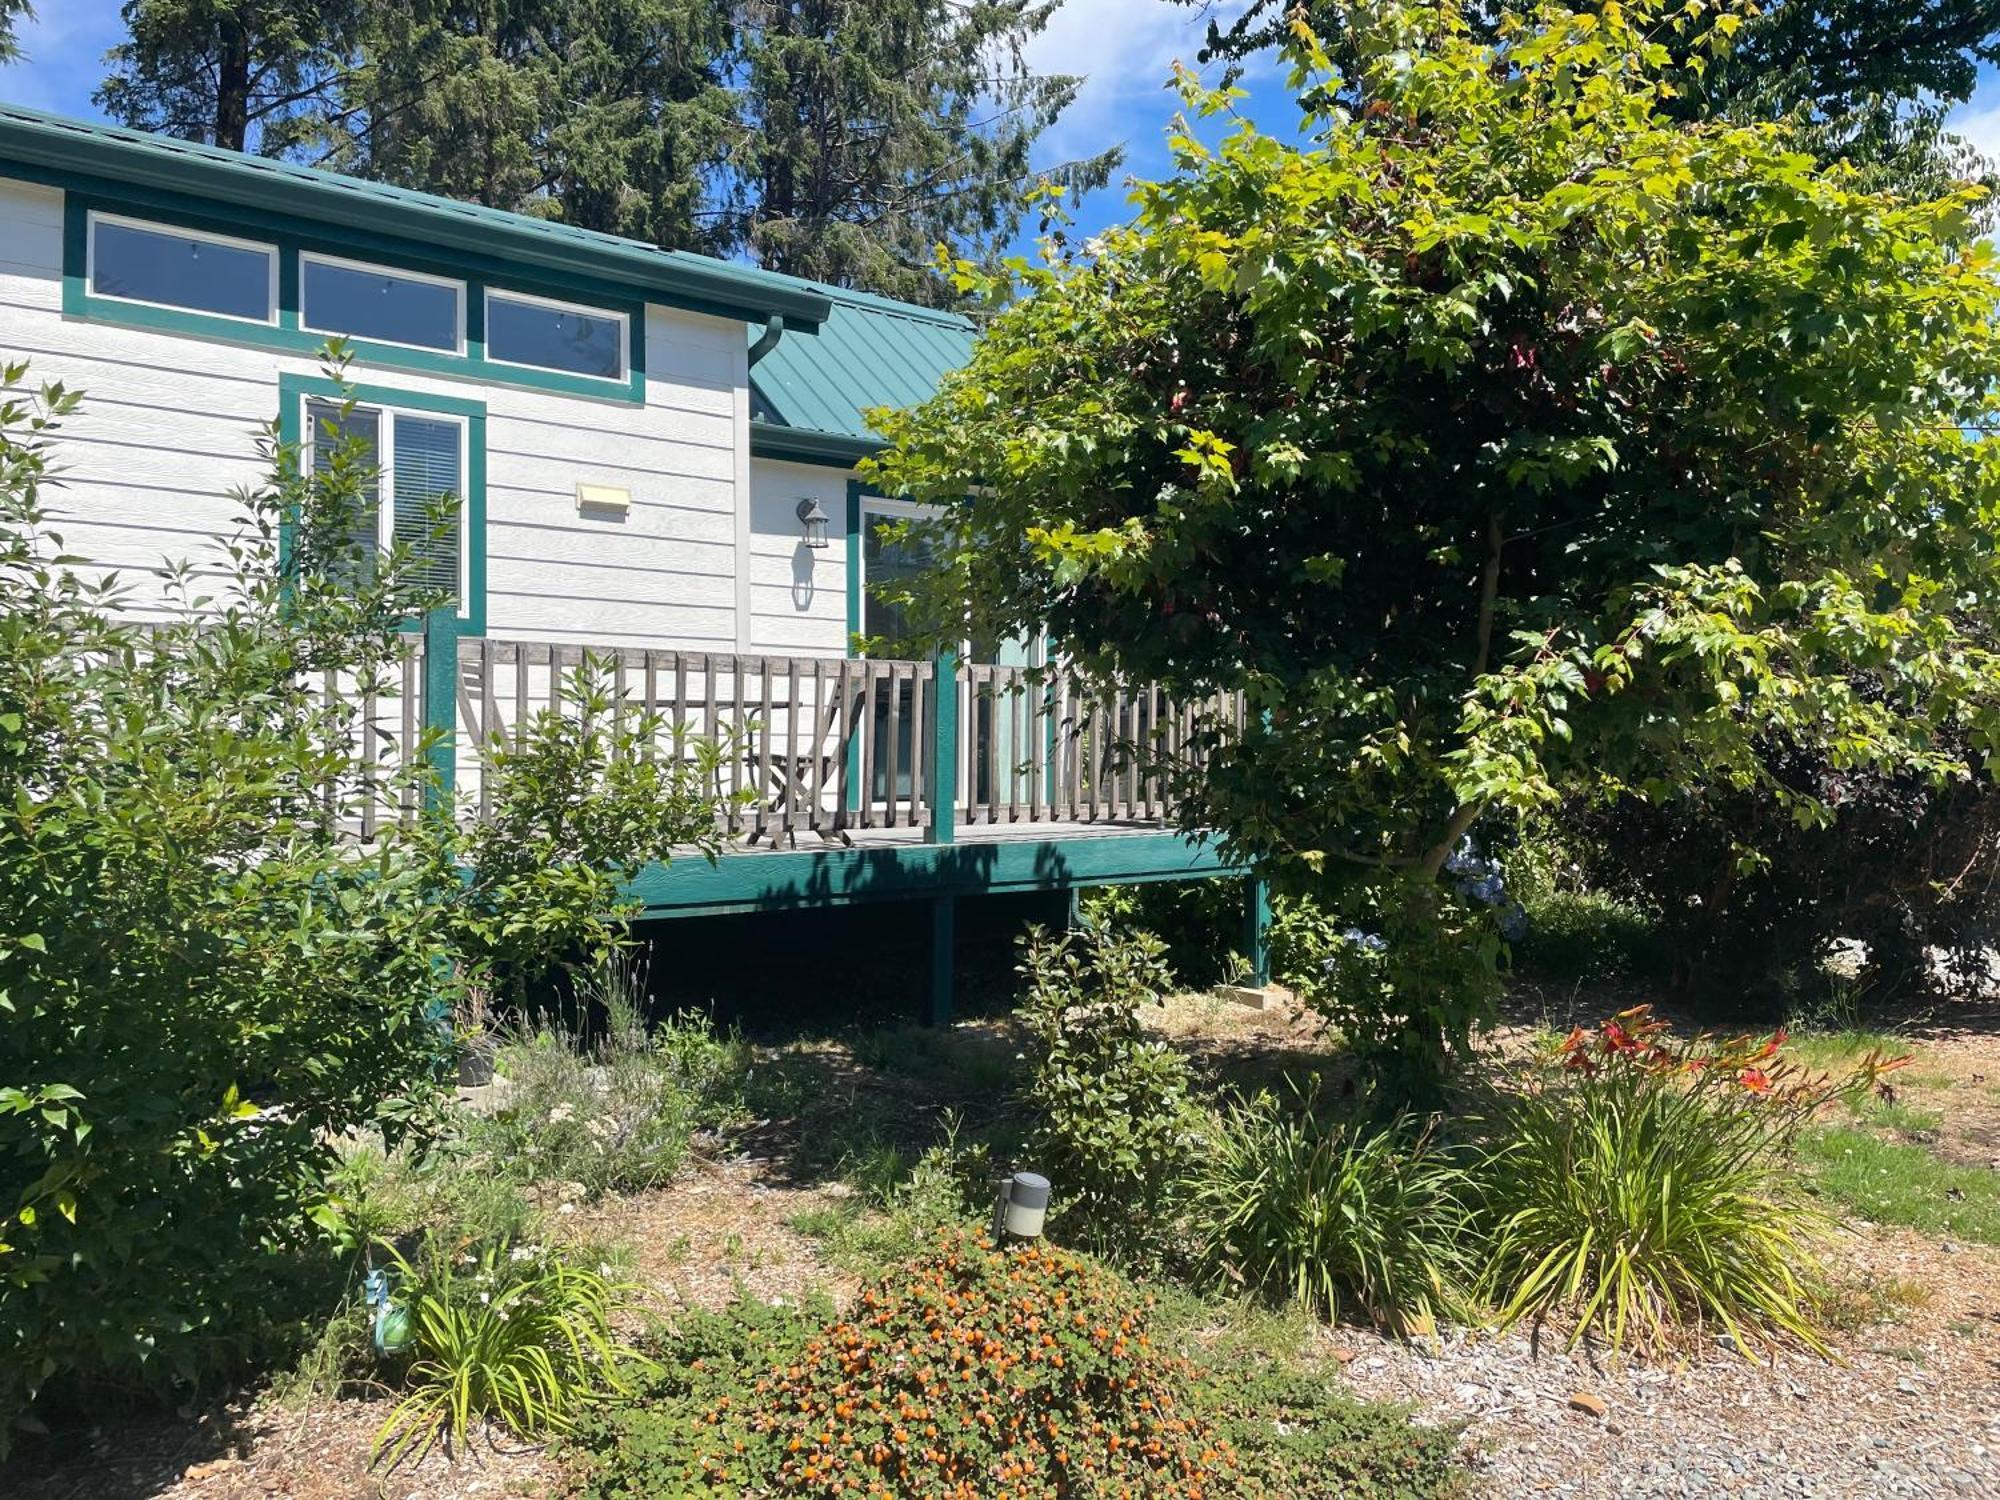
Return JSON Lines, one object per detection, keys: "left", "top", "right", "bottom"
{"left": 795, "top": 497, "right": 830, "bottom": 549}
{"left": 989, "top": 1170, "right": 1051, "bottom": 1243}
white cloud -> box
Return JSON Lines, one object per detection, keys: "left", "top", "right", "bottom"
{"left": 1024, "top": 0, "right": 1253, "bottom": 165}
{"left": 1948, "top": 93, "right": 2000, "bottom": 165}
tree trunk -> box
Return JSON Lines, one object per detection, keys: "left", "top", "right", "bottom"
{"left": 215, "top": 15, "right": 252, "bottom": 151}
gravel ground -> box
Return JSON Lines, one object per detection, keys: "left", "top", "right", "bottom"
{"left": 1333, "top": 1225, "right": 2000, "bottom": 1498}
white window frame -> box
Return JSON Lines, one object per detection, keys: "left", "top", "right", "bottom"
{"left": 857, "top": 495, "right": 944, "bottom": 650}
{"left": 482, "top": 285, "right": 630, "bottom": 383}
{"left": 299, "top": 250, "right": 467, "bottom": 356}
{"left": 303, "top": 395, "right": 472, "bottom": 621}
{"left": 85, "top": 209, "right": 280, "bottom": 327}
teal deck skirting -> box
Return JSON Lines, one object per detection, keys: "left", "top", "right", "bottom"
{"left": 621, "top": 831, "right": 1234, "bottom": 919}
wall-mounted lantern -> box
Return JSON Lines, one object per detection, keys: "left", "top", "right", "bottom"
{"left": 989, "top": 1170, "right": 1050, "bottom": 1243}
{"left": 796, "top": 497, "right": 831, "bottom": 549}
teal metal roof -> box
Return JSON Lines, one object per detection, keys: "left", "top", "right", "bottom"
{"left": 0, "top": 102, "right": 829, "bottom": 332}
{"left": 749, "top": 278, "right": 974, "bottom": 446}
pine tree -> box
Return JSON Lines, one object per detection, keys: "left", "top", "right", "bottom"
{"left": 310, "top": 0, "right": 737, "bottom": 253}
{"left": 0, "top": 1, "right": 33, "bottom": 65}
{"left": 96, "top": 0, "right": 368, "bottom": 153}
{"left": 722, "top": 0, "right": 1118, "bottom": 304}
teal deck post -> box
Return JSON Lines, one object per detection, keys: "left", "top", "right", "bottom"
{"left": 1243, "top": 873, "right": 1272, "bottom": 986}
{"left": 422, "top": 608, "right": 458, "bottom": 809}
{"left": 924, "top": 650, "right": 959, "bottom": 1024}
{"left": 927, "top": 894, "right": 956, "bottom": 1027}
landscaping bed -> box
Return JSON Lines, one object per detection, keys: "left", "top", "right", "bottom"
{"left": 11, "top": 982, "right": 2000, "bottom": 1499}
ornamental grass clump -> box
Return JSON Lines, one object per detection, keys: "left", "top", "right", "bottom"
{"left": 371, "top": 1236, "right": 649, "bottom": 1467}
{"left": 1187, "top": 1086, "right": 1474, "bottom": 1335}
{"left": 1476, "top": 1007, "right": 1908, "bottom": 1356}
{"left": 673, "top": 1228, "right": 1233, "bottom": 1498}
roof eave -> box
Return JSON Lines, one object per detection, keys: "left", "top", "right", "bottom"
{"left": 749, "top": 420, "right": 883, "bottom": 470}
{"left": 0, "top": 114, "right": 829, "bottom": 333}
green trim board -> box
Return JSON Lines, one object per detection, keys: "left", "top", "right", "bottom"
{"left": 0, "top": 103, "right": 827, "bottom": 332}
{"left": 63, "top": 193, "right": 649, "bottom": 405}
{"left": 621, "top": 830, "right": 1236, "bottom": 918}
{"left": 750, "top": 420, "right": 881, "bottom": 468}
{"left": 275, "top": 372, "right": 489, "bottom": 637}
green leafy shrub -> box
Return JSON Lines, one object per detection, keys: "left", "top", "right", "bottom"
{"left": 570, "top": 1293, "right": 829, "bottom": 1498}
{"left": 1016, "top": 924, "right": 1201, "bottom": 1263}
{"left": 1202, "top": 1362, "right": 1465, "bottom": 1499}
{"left": 586, "top": 1228, "right": 1233, "bottom": 1497}
{"left": 0, "top": 360, "right": 733, "bottom": 1445}
{"left": 1300, "top": 879, "right": 1504, "bottom": 1104}
{"left": 1475, "top": 1008, "right": 1909, "bottom": 1354}
{"left": 0, "top": 366, "right": 466, "bottom": 1440}
{"left": 1187, "top": 1086, "right": 1472, "bottom": 1334}
{"left": 373, "top": 1235, "right": 649, "bottom": 1465}
{"left": 456, "top": 662, "right": 741, "bottom": 1011}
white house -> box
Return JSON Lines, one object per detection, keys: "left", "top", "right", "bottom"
{"left": 0, "top": 103, "right": 1255, "bottom": 1019}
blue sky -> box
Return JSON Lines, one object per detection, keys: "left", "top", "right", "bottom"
{"left": 7, "top": 0, "right": 1998, "bottom": 255}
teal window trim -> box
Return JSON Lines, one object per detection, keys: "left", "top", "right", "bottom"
{"left": 844, "top": 479, "right": 866, "bottom": 656}
{"left": 844, "top": 479, "right": 866, "bottom": 813}
{"left": 66, "top": 192, "right": 646, "bottom": 406}
{"left": 276, "top": 371, "right": 488, "bottom": 636}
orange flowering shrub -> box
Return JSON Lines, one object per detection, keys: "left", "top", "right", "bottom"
{"left": 680, "top": 1229, "right": 1231, "bottom": 1498}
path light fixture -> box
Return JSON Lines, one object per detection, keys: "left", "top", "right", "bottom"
{"left": 796, "top": 497, "right": 830, "bottom": 549}
{"left": 989, "top": 1170, "right": 1051, "bottom": 1244}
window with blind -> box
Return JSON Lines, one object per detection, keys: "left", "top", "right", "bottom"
{"left": 306, "top": 399, "right": 465, "bottom": 612}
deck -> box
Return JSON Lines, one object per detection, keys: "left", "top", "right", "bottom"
{"left": 320, "top": 625, "right": 1265, "bottom": 1019}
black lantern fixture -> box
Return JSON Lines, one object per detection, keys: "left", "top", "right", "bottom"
{"left": 796, "top": 497, "right": 830, "bottom": 549}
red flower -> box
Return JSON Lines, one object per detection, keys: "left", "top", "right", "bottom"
{"left": 1738, "top": 1067, "right": 1772, "bottom": 1095}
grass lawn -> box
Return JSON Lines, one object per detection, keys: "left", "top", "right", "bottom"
{"left": 1798, "top": 1127, "right": 2000, "bottom": 1244}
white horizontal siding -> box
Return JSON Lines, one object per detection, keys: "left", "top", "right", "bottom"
{"left": 0, "top": 176, "right": 756, "bottom": 648}
{"left": 747, "top": 458, "right": 848, "bottom": 657}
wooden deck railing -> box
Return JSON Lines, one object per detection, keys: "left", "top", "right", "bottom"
{"left": 320, "top": 627, "right": 1238, "bottom": 844}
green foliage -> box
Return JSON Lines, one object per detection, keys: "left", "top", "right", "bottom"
{"left": 103, "top": 0, "right": 1112, "bottom": 302}
{"left": 1201, "top": 1361, "right": 1466, "bottom": 1499}
{"left": 457, "top": 662, "right": 734, "bottom": 1008}
{"left": 1473, "top": 1009, "right": 1906, "bottom": 1354}
{"left": 1186, "top": 1088, "right": 1472, "bottom": 1334}
{"left": 0, "top": 0, "right": 30, "bottom": 63}
{"left": 1504, "top": 830, "right": 1667, "bottom": 982}
{"left": 372, "top": 1234, "right": 649, "bottom": 1466}
{"left": 589, "top": 1228, "right": 1232, "bottom": 1497}
{"left": 98, "top": 0, "right": 371, "bottom": 152}
{"left": 574, "top": 1242, "right": 1466, "bottom": 1499}
{"left": 0, "top": 363, "right": 463, "bottom": 1440}
{"left": 1015, "top": 925, "right": 1201, "bottom": 1264}
{"left": 1081, "top": 879, "right": 1249, "bottom": 991}
{"left": 570, "top": 1293, "right": 830, "bottom": 1500}
{"left": 0, "top": 360, "right": 733, "bottom": 1445}
{"left": 477, "top": 1010, "right": 747, "bottom": 1200}
{"left": 1565, "top": 758, "right": 2000, "bottom": 1004}
{"left": 1306, "top": 880, "right": 1505, "bottom": 1101}
{"left": 868, "top": 0, "right": 2000, "bottom": 1086}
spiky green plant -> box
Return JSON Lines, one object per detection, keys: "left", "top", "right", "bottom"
{"left": 1186, "top": 1085, "right": 1474, "bottom": 1333}
{"left": 1474, "top": 1008, "right": 1907, "bottom": 1355}
{"left": 372, "top": 1237, "right": 649, "bottom": 1467}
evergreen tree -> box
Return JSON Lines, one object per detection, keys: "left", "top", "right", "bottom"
{"left": 0, "top": 1, "right": 32, "bottom": 65}
{"left": 310, "top": 0, "right": 737, "bottom": 253}
{"left": 723, "top": 0, "right": 1118, "bottom": 304}
{"left": 97, "top": 0, "right": 367, "bottom": 153}
{"left": 94, "top": 0, "right": 1110, "bottom": 301}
